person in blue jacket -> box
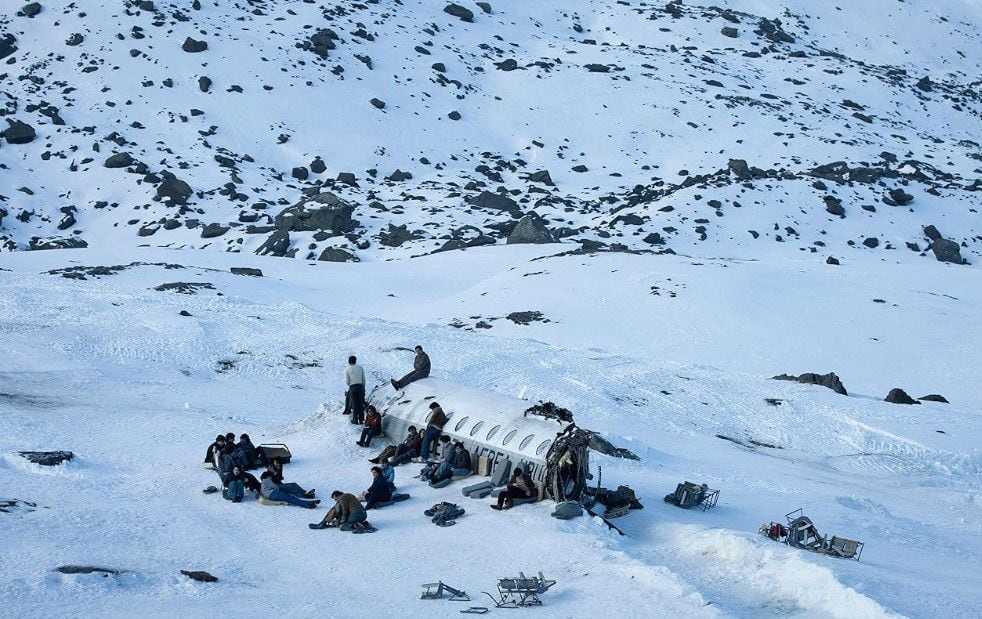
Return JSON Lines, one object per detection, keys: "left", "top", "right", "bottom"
{"left": 363, "top": 466, "right": 394, "bottom": 509}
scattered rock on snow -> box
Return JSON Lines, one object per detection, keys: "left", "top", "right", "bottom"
{"left": 181, "top": 570, "right": 218, "bottom": 583}
{"left": 507, "top": 213, "right": 555, "bottom": 244}
{"left": 772, "top": 372, "right": 847, "bottom": 396}
{"left": 104, "top": 152, "right": 134, "bottom": 168}
{"left": 4, "top": 120, "right": 37, "bottom": 145}
{"left": 444, "top": 3, "right": 474, "bottom": 22}
{"left": 56, "top": 566, "right": 121, "bottom": 576}
{"left": 18, "top": 3, "right": 43, "bottom": 18}
{"left": 918, "top": 394, "right": 949, "bottom": 403}
{"left": 274, "top": 192, "right": 355, "bottom": 235}
{"left": 19, "top": 451, "right": 73, "bottom": 466}
{"left": 182, "top": 37, "right": 208, "bottom": 53}
{"left": 506, "top": 311, "right": 548, "bottom": 325}
{"left": 884, "top": 388, "right": 919, "bottom": 405}
{"left": 317, "top": 247, "right": 359, "bottom": 262}
{"left": 230, "top": 267, "right": 263, "bottom": 277}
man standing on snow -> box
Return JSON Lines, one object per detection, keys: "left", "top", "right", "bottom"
{"left": 390, "top": 345, "right": 430, "bottom": 390}
{"left": 346, "top": 355, "right": 366, "bottom": 425}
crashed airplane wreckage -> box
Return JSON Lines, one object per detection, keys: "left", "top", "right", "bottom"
{"left": 369, "top": 379, "right": 639, "bottom": 513}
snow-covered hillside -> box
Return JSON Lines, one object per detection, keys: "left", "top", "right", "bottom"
{"left": 0, "top": 0, "right": 979, "bottom": 264}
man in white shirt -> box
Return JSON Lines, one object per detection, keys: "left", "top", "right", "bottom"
{"left": 345, "top": 355, "right": 366, "bottom": 424}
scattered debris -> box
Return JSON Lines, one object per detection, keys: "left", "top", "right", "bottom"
{"left": 760, "top": 508, "right": 864, "bottom": 560}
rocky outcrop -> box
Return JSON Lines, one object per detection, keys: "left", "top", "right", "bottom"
{"left": 884, "top": 388, "right": 918, "bottom": 404}
{"left": 317, "top": 247, "right": 358, "bottom": 262}
{"left": 469, "top": 191, "right": 522, "bottom": 217}
{"left": 256, "top": 230, "right": 290, "bottom": 257}
{"left": 274, "top": 192, "right": 355, "bottom": 235}
{"left": 19, "top": 451, "right": 73, "bottom": 466}
{"left": 507, "top": 213, "right": 555, "bottom": 244}
{"left": 772, "top": 372, "right": 847, "bottom": 396}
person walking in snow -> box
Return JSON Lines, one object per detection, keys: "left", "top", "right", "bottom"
{"left": 345, "top": 355, "right": 366, "bottom": 424}
{"left": 390, "top": 345, "right": 430, "bottom": 390}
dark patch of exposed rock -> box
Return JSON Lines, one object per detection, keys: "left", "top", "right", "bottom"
{"left": 469, "top": 191, "right": 522, "bottom": 217}
{"left": 507, "top": 213, "right": 555, "bottom": 244}
{"left": 19, "top": 3, "right": 43, "bottom": 18}
{"left": 772, "top": 372, "right": 847, "bottom": 396}
{"left": 19, "top": 451, "right": 73, "bottom": 466}
{"left": 918, "top": 394, "right": 949, "bottom": 403}
{"left": 317, "top": 247, "right": 359, "bottom": 262}
{"left": 156, "top": 174, "right": 193, "bottom": 205}
{"left": 336, "top": 172, "right": 358, "bottom": 187}
{"left": 29, "top": 237, "right": 88, "bottom": 250}
{"left": 56, "top": 566, "right": 121, "bottom": 576}
{"left": 182, "top": 37, "right": 208, "bottom": 53}
{"left": 728, "top": 159, "right": 751, "bottom": 180}
{"left": 154, "top": 282, "right": 215, "bottom": 295}
{"left": 506, "top": 311, "right": 548, "bottom": 325}
{"left": 448, "top": 111, "right": 461, "bottom": 121}
{"left": 824, "top": 196, "right": 844, "bottom": 217}
{"left": 922, "top": 225, "right": 942, "bottom": 242}
{"left": 310, "top": 158, "right": 326, "bottom": 174}
{"left": 66, "top": 33, "right": 83, "bottom": 46}
{"left": 495, "top": 58, "right": 518, "bottom": 71}
{"left": 476, "top": 1, "right": 492, "bottom": 13}
{"left": 274, "top": 192, "right": 355, "bottom": 235}
{"left": 862, "top": 237, "right": 879, "bottom": 249}
{"left": 883, "top": 188, "right": 913, "bottom": 206}
{"left": 930, "top": 238, "right": 965, "bottom": 264}
{"left": 198, "top": 76, "right": 211, "bottom": 93}
{"left": 104, "top": 152, "right": 134, "bottom": 168}
{"left": 385, "top": 169, "right": 412, "bottom": 182}
{"left": 256, "top": 230, "right": 291, "bottom": 257}
{"left": 721, "top": 27, "right": 738, "bottom": 38}
{"left": 181, "top": 570, "right": 218, "bottom": 583}
{"left": 0, "top": 34, "right": 17, "bottom": 59}
{"left": 884, "top": 388, "right": 919, "bottom": 405}
{"left": 370, "top": 98, "right": 385, "bottom": 110}
{"left": 230, "top": 267, "right": 262, "bottom": 277}
{"left": 757, "top": 17, "right": 795, "bottom": 44}
{"left": 4, "top": 120, "right": 37, "bottom": 145}
{"left": 200, "top": 223, "right": 229, "bottom": 239}
{"left": 378, "top": 223, "right": 415, "bottom": 247}
{"left": 584, "top": 63, "right": 610, "bottom": 73}
{"left": 444, "top": 3, "right": 474, "bottom": 22}
{"left": 826, "top": 256, "right": 840, "bottom": 265}
{"left": 291, "top": 166, "right": 309, "bottom": 181}
{"left": 527, "top": 170, "right": 554, "bottom": 186}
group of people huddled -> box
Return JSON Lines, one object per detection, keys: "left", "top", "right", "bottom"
{"left": 202, "top": 344, "right": 537, "bottom": 531}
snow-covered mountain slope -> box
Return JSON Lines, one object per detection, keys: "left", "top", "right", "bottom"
{"left": 0, "top": 1, "right": 979, "bottom": 263}
{"left": 1, "top": 247, "right": 979, "bottom": 617}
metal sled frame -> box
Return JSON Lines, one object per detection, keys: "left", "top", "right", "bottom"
{"left": 421, "top": 581, "right": 471, "bottom": 602}
{"left": 484, "top": 572, "right": 556, "bottom": 608}
{"left": 761, "top": 509, "right": 864, "bottom": 561}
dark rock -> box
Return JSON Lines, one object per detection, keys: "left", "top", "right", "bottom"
{"left": 256, "top": 230, "right": 290, "bottom": 257}
{"left": 56, "top": 566, "right": 121, "bottom": 576}
{"left": 884, "top": 388, "right": 919, "bottom": 405}
{"left": 918, "top": 394, "right": 949, "bottom": 403}
{"left": 181, "top": 570, "right": 218, "bottom": 583}
{"left": 104, "top": 152, "right": 134, "bottom": 168}
{"left": 137, "top": 1, "right": 155, "bottom": 11}
{"left": 336, "top": 172, "right": 358, "bottom": 187}
{"left": 527, "top": 170, "right": 554, "bottom": 186}
{"left": 495, "top": 58, "right": 518, "bottom": 71}
{"left": 772, "top": 372, "right": 847, "bottom": 396}
{"left": 310, "top": 158, "right": 326, "bottom": 174}
{"left": 4, "top": 120, "right": 37, "bottom": 145}
{"left": 824, "top": 196, "right": 844, "bottom": 217}
{"left": 476, "top": 2, "right": 492, "bottom": 13}
{"left": 432, "top": 62, "right": 446, "bottom": 72}
{"left": 728, "top": 159, "right": 751, "bottom": 180}
{"left": 0, "top": 34, "right": 17, "bottom": 60}
{"left": 507, "top": 213, "right": 555, "bottom": 244}
{"left": 862, "top": 237, "right": 879, "bottom": 249}
{"left": 156, "top": 175, "right": 193, "bottom": 205}
{"left": 29, "top": 237, "right": 88, "bottom": 250}
{"left": 274, "top": 192, "right": 354, "bottom": 235}
{"left": 448, "top": 111, "right": 461, "bottom": 121}
{"left": 179, "top": 310, "right": 192, "bottom": 317}
{"left": 643, "top": 232, "right": 665, "bottom": 246}
{"left": 922, "top": 225, "right": 942, "bottom": 242}
{"left": 444, "top": 3, "right": 474, "bottom": 22}
{"left": 884, "top": 188, "right": 913, "bottom": 206}
{"left": 378, "top": 223, "right": 414, "bottom": 247}
{"left": 370, "top": 98, "right": 385, "bottom": 110}
{"left": 571, "top": 165, "right": 588, "bottom": 173}
{"left": 506, "top": 311, "right": 546, "bottom": 325}
{"left": 826, "top": 256, "right": 840, "bottom": 265}
{"left": 469, "top": 191, "right": 522, "bottom": 217}
{"left": 182, "top": 37, "right": 208, "bottom": 53}
{"left": 154, "top": 282, "right": 215, "bottom": 294}
{"left": 915, "top": 76, "right": 933, "bottom": 92}
{"left": 230, "top": 267, "right": 262, "bottom": 277}
{"left": 930, "top": 238, "right": 965, "bottom": 264}
{"left": 758, "top": 17, "right": 794, "bottom": 44}
{"left": 317, "top": 247, "right": 359, "bottom": 262}
{"left": 385, "top": 169, "right": 412, "bottom": 182}
{"left": 66, "top": 33, "right": 83, "bottom": 46}
{"left": 584, "top": 63, "right": 610, "bottom": 73}
{"left": 200, "top": 223, "right": 228, "bottom": 239}
{"left": 198, "top": 76, "right": 211, "bottom": 93}
{"left": 138, "top": 225, "right": 159, "bottom": 237}
{"left": 19, "top": 451, "right": 73, "bottom": 466}
{"left": 291, "top": 166, "right": 309, "bottom": 181}
{"left": 18, "top": 3, "right": 42, "bottom": 18}
{"left": 721, "top": 27, "right": 738, "bottom": 38}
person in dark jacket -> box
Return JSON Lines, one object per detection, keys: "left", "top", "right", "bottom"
{"left": 224, "top": 432, "right": 237, "bottom": 451}
{"left": 363, "top": 466, "right": 395, "bottom": 509}
{"left": 431, "top": 442, "right": 472, "bottom": 483}
{"left": 356, "top": 406, "right": 383, "bottom": 447}
{"left": 204, "top": 435, "right": 225, "bottom": 466}
{"left": 417, "top": 402, "right": 447, "bottom": 462}
{"left": 491, "top": 468, "right": 535, "bottom": 510}
{"left": 381, "top": 427, "right": 422, "bottom": 466}
{"left": 233, "top": 433, "right": 258, "bottom": 469}
{"left": 369, "top": 427, "right": 417, "bottom": 464}
{"left": 225, "top": 465, "right": 246, "bottom": 502}
{"left": 390, "top": 345, "right": 430, "bottom": 390}
{"left": 260, "top": 463, "right": 314, "bottom": 498}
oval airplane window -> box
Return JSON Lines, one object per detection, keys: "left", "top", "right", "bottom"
{"left": 536, "top": 439, "right": 552, "bottom": 455}
{"left": 454, "top": 416, "right": 470, "bottom": 432}
{"left": 486, "top": 425, "right": 501, "bottom": 441}
{"left": 502, "top": 429, "right": 518, "bottom": 445}
{"left": 470, "top": 421, "right": 485, "bottom": 437}
{"left": 519, "top": 434, "right": 535, "bottom": 450}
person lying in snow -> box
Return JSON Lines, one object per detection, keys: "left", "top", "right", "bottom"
{"left": 491, "top": 468, "right": 535, "bottom": 510}
{"left": 370, "top": 426, "right": 421, "bottom": 466}
{"left": 362, "top": 466, "right": 395, "bottom": 509}
{"left": 260, "top": 462, "right": 314, "bottom": 498}
{"left": 390, "top": 345, "right": 430, "bottom": 390}
{"left": 356, "top": 406, "right": 383, "bottom": 447}
{"left": 260, "top": 473, "right": 320, "bottom": 509}
{"left": 430, "top": 442, "right": 472, "bottom": 484}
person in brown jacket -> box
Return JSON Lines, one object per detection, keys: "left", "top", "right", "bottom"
{"left": 417, "top": 401, "right": 447, "bottom": 462}
{"left": 310, "top": 490, "right": 367, "bottom": 529}
{"left": 491, "top": 468, "right": 535, "bottom": 510}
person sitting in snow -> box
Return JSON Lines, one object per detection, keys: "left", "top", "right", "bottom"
{"left": 233, "top": 433, "right": 259, "bottom": 469}
{"left": 371, "top": 426, "right": 421, "bottom": 466}
{"left": 260, "top": 463, "right": 314, "bottom": 498}
{"left": 419, "top": 435, "right": 452, "bottom": 481}
{"left": 356, "top": 406, "right": 383, "bottom": 447}
{"left": 429, "top": 442, "right": 472, "bottom": 484}
{"left": 203, "top": 434, "right": 225, "bottom": 467}
{"left": 362, "top": 466, "right": 395, "bottom": 510}
{"left": 260, "top": 472, "right": 319, "bottom": 509}
{"left": 390, "top": 345, "right": 430, "bottom": 390}
{"left": 311, "top": 491, "right": 367, "bottom": 528}
{"left": 225, "top": 465, "right": 246, "bottom": 503}
{"left": 491, "top": 467, "right": 535, "bottom": 510}
{"left": 379, "top": 458, "right": 395, "bottom": 487}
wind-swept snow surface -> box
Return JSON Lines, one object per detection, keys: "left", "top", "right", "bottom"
{"left": 1, "top": 247, "right": 979, "bottom": 617}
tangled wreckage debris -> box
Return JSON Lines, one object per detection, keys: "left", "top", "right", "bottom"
{"left": 760, "top": 508, "right": 865, "bottom": 560}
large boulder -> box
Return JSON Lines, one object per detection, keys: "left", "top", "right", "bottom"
{"left": 772, "top": 372, "right": 847, "bottom": 396}
{"left": 378, "top": 223, "right": 414, "bottom": 247}
{"left": 4, "top": 120, "right": 36, "bottom": 145}
{"left": 29, "top": 237, "right": 88, "bottom": 251}
{"left": 507, "top": 213, "right": 555, "bottom": 244}
{"left": 884, "top": 388, "right": 919, "bottom": 405}
{"left": 104, "top": 152, "right": 134, "bottom": 168}
{"left": 156, "top": 173, "right": 193, "bottom": 205}
{"left": 444, "top": 3, "right": 474, "bottom": 22}
{"left": 19, "top": 451, "right": 73, "bottom": 466}
{"left": 200, "top": 223, "right": 229, "bottom": 239}
{"left": 182, "top": 37, "right": 208, "bottom": 53}
{"left": 274, "top": 192, "right": 355, "bottom": 235}
{"left": 0, "top": 34, "right": 17, "bottom": 60}
{"left": 930, "top": 238, "right": 965, "bottom": 265}
{"left": 469, "top": 191, "right": 522, "bottom": 217}
{"left": 317, "top": 247, "right": 359, "bottom": 262}
{"left": 18, "top": 3, "right": 42, "bottom": 18}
